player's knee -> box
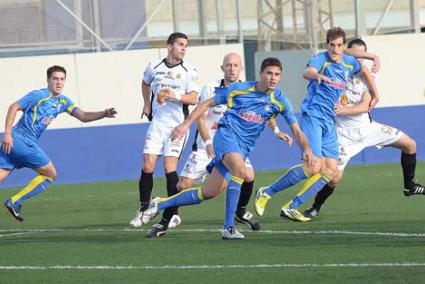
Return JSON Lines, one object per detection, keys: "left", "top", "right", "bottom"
{"left": 404, "top": 137, "right": 416, "bottom": 154}
{"left": 321, "top": 167, "right": 337, "bottom": 180}
{"left": 201, "top": 187, "right": 220, "bottom": 200}
{"left": 46, "top": 169, "right": 57, "bottom": 181}
{"left": 244, "top": 168, "right": 255, "bottom": 182}
{"left": 177, "top": 179, "right": 193, "bottom": 191}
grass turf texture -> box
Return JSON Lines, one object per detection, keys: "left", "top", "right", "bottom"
{"left": 1, "top": 162, "right": 425, "bottom": 283}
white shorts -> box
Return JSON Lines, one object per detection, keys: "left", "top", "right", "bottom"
{"left": 143, "top": 122, "right": 189, "bottom": 157}
{"left": 337, "top": 121, "right": 403, "bottom": 170}
{"left": 180, "top": 149, "right": 253, "bottom": 184}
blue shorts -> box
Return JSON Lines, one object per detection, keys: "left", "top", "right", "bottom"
{"left": 300, "top": 114, "right": 339, "bottom": 159}
{"left": 0, "top": 132, "right": 50, "bottom": 170}
{"left": 206, "top": 127, "right": 246, "bottom": 182}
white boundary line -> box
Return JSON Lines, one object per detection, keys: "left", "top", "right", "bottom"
{"left": 1, "top": 263, "right": 425, "bottom": 270}
{"left": 0, "top": 232, "right": 26, "bottom": 238}
{"left": 1, "top": 228, "right": 425, "bottom": 237}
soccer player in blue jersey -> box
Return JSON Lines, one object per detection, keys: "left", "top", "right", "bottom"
{"left": 255, "top": 27, "right": 379, "bottom": 222}
{"left": 1, "top": 65, "right": 117, "bottom": 222}
{"left": 140, "top": 57, "right": 315, "bottom": 239}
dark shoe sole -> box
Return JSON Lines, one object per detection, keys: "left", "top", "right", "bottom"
{"left": 235, "top": 215, "right": 261, "bottom": 231}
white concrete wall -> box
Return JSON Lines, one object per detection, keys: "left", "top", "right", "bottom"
{"left": 363, "top": 34, "right": 425, "bottom": 108}
{"left": 0, "top": 43, "right": 245, "bottom": 130}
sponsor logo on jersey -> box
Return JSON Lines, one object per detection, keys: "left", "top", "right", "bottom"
{"left": 329, "top": 81, "right": 346, "bottom": 90}
{"left": 41, "top": 115, "right": 55, "bottom": 126}
{"left": 239, "top": 111, "right": 264, "bottom": 123}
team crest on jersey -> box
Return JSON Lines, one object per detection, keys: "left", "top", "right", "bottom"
{"left": 165, "top": 71, "right": 174, "bottom": 79}
{"left": 264, "top": 104, "right": 273, "bottom": 112}
{"left": 176, "top": 73, "right": 181, "bottom": 79}
{"left": 239, "top": 111, "right": 264, "bottom": 123}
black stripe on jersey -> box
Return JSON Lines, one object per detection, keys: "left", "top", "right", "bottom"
{"left": 368, "top": 111, "right": 372, "bottom": 123}
{"left": 190, "top": 79, "right": 226, "bottom": 151}
{"left": 158, "top": 58, "right": 187, "bottom": 71}
{"left": 147, "top": 90, "right": 154, "bottom": 121}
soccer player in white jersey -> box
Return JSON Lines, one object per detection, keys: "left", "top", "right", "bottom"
{"left": 129, "top": 32, "right": 199, "bottom": 228}
{"left": 303, "top": 38, "right": 424, "bottom": 219}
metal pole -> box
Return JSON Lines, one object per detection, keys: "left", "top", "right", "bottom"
{"left": 216, "top": 0, "right": 225, "bottom": 44}
{"left": 74, "top": 0, "right": 83, "bottom": 47}
{"left": 198, "top": 0, "right": 208, "bottom": 44}
{"left": 236, "top": 0, "right": 244, "bottom": 43}
{"left": 372, "top": 0, "right": 394, "bottom": 35}
{"left": 55, "top": 0, "right": 113, "bottom": 51}
{"left": 410, "top": 0, "right": 420, "bottom": 33}
{"left": 172, "top": 0, "right": 180, "bottom": 32}
{"left": 92, "top": 0, "right": 101, "bottom": 52}
{"left": 125, "top": 0, "right": 167, "bottom": 51}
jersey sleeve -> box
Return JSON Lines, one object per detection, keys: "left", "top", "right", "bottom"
{"left": 185, "top": 66, "right": 200, "bottom": 94}
{"left": 60, "top": 95, "right": 78, "bottom": 115}
{"left": 17, "top": 90, "right": 45, "bottom": 111}
{"left": 143, "top": 61, "right": 155, "bottom": 84}
{"left": 306, "top": 54, "right": 326, "bottom": 72}
{"left": 279, "top": 94, "right": 298, "bottom": 125}
{"left": 351, "top": 57, "right": 362, "bottom": 75}
{"left": 199, "top": 84, "right": 214, "bottom": 102}
{"left": 214, "top": 82, "right": 238, "bottom": 105}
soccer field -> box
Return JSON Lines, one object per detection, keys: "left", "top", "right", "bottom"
{"left": 1, "top": 162, "right": 425, "bottom": 283}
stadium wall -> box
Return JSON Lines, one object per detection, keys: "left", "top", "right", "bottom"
{"left": 1, "top": 35, "right": 425, "bottom": 188}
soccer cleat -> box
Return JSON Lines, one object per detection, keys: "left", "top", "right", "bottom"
{"left": 235, "top": 211, "right": 261, "bottom": 231}
{"left": 4, "top": 199, "right": 23, "bottom": 222}
{"left": 255, "top": 187, "right": 271, "bottom": 216}
{"left": 146, "top": 224, "right": 167, "bottom": 238}
{"left": 129, "top": 210, "right": 144, "bottom": 228}
{"left": 403, "top": 182, "right": 425, "bottom": 197}
{"left": 280, "top": 207, "right": 312, "bottom": 222}
{"left": 303, "top": 207, "right": 320, "bottom": 219}
{"left": 167, "top": 214, "right": 182, "bottom": 229}
{"left": 141, "top": 197, "right": 160, "bottom": 225}
{"left": 221, "top": 227, "right": 244, "bottom": 240}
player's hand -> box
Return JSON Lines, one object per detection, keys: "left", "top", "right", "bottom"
{"left": 206, "top": 144, "right": 215, "bottom": 159}
{"left": 276, "top": 132, "right": 293, "bottom": 146}
{"left": 334, "top": 104, "right": 345, "bottom": 115}
{"left": 368, "top": 95, "right": 380, "bottom": 110}
{"left": 371, "top": 54, "right": 381, "bottom": 73}
{"left": 1, "top": 133, "right": 13, "bottom": 154}
{"left": 316, "top": 73, "right": 332, "bottom": 85}
{"left": 141, "top": 105, "right": 151, "bottom": 119}
{"left": 303, "top": 148, "right": 317, "bottom": 170}
{"left": 162, "top": 88, "right": 176, "bottom": 101}
{"left": 157, "top": 90, "right": 166, "bottom": 104}
{"left": 104, "top": 108, "right": 117, "bottom": 118}
{"left": 170, "top": 123, "right": 189, "bottom": 141}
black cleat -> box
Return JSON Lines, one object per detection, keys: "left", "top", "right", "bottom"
{"left": 403, "top": 183, "right": 425, "bottom": 197}
{"left": 146, "top": 224, "right": 167, "bottom": 238}
{"left": 4, "top": 199, "right": 23, "bottom": 222}
{"left": 235, "top": 211, "right": 261, "bottom": 231}
{"left": 303, "top": 207, "right": 320, "bottom": 219}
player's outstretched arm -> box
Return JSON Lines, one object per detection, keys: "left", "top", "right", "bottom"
{"left": 162, "top": 89, "right": 199, "bottom": 105}
{"left": 1, "top": 102, "right": 21, "bottom": 154}
{"left": 335, "top": 91, "right": 372, "bottom": 116}
{"left": 303, "top": 67, "right": 332, "bottom": 84}
{"left": 345, "top": 48, "right": 380, "bottom": 73}
{"left": 170, "top": 97, "right": 216, "bottom": 141}
{"left": 72, "top": 108, "right": 117, "bottom": 123}
{"left": 197, "top": 111, "right": 215, "bottom": 158}
{"left": 141, "top": 81, "right": 151, "bottom": 119}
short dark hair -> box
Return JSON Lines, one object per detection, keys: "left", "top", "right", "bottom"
{"left": 348, "top": 38, "right": 367, "bottom": 51}
{"left": 260, "top": 57, "right": 282, "bottom": 71}
{"left": 47, "top": 65, "right": 66, "bottom": 79}
{"left": 326, "top": 27, "right": 346, "bottom": 44}
{"left": 167, "top": 32, "right": 188, "bottom": 45}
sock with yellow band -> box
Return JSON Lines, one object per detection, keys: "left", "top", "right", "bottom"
{"left": 264, "top": 164, "right": 308, "bottom": 196}
{"left": 224, "top": 175, "right": 244, "bottom": 229}
{"left": 283, "top": 173, "right": 330, "bottom": 209}
{"left": 157, "top": 186, "right": 203, "bottom": 211}
{"left": 11, "top": 175, "right": 53, "bottom": 206}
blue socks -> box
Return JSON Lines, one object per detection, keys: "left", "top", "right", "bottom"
{"left": 12, "top": 175, "right": 53, "bottom": 206}
{"left": 284, "top": 173, "right": 329, "bottom": 209}
{"left": 224, "top": 176, "right": 244, "bottom": 229}
{"left": 158, "top": 187, "right": 203, "bottom": 211}
{"left": 265, "top": 164, "right": 308, "bottom": 196}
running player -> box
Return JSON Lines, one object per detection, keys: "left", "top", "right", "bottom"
{"left": 129, "top": 32, "right": 200, "bottom": 229}
{"left": 140, "top": 57, "right": 314, "bottom": 240}
{"left": 2, "top": 65, "right": 117, "bottom": 221}
{"left": 255, "top": 27, "right": 379, "bottom": 222}
{"left": 303, "top": 38, "right": 424, "bottom": 219}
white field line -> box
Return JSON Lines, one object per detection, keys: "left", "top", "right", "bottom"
{"left": 0, "top": 232, "right": 26, "bottom": 238}
{"left": 1, "top": 263, "right": 425, "bottom": 270}
{"left": 0, "top": 228, "right": 425, "bottom": 238}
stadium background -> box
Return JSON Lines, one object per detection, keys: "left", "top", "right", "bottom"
{"left": 1, "top": 0, "right": 425, "bottom": 188}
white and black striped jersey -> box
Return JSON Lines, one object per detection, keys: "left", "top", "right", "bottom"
{"left": 143, "top": 58, "right": 200, "bottom": 127}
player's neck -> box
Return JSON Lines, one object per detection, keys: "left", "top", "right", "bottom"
{"left": 223, "top": 79, "right": 238, "bottom": 87}
{"left": 165, "top": 56, "right": 182, "bottom": 66}
{"left": 255, "top": 82, "right": 269, "bottom": 93}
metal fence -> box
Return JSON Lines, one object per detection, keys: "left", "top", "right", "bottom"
{"left": 0, "top": 0, "right": 423, "bottom": 57}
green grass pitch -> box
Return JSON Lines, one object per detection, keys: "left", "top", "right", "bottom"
{"left": 1, "top": 162, "right": 425, "bottom": 283}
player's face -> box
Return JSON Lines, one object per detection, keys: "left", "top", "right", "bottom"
{"left": 47, "top": 71, "right": 66, "bottom": 96}
{"left": 327, "top": 37, "right": 345, "bottom": 62}
{"left": 168, "top": 38, "right": 188, "bottom": 61}
{"left": 259, "top": 66, "right": 281, "bottom": 90}
{"left": 222, "top": 55, "right": 243, "bottom": 83}
{"left": 351, "top": 43, "right": 366, "bottom": 62}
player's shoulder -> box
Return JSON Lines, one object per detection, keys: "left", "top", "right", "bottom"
{"left": 28, "top": 88, "right": 50, "bottom": 98}
{"left": 181, "top": 61, "right": 198, "bottom": 73}
{"left": 342, "top": 53, "right": 358, "bottom": 64}
{"left": 147, "top": 59, "right": 164, "bottom": 70}
{"left": 205, "top": 79, "right": 222, "bottom": 89}
{"left": 231, "top": 80, "right": 255, "bottom": 91}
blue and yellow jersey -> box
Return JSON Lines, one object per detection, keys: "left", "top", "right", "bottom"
{"left": 301, "top": 51, "right": 361, "bottom": 122}
{"left": 214, "top": 81, "right": 297, "bottom": 154}
{"left": 14, "top": 88, "right": 78, "bottom": 141}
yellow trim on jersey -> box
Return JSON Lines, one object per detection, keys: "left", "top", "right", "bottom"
{"left": 66, "top": 104, "right": 76, "bottom": 114}
{"left": 32, "top": 94, "right": 52, "bottom": 125}
{"left": 269, "top": 91, "right": 284, "bottom": 112}
{"left": 230, "top": 175, "right": 244, "bottom": 185}
{"left": 11, "top": 175, "right": 53, "bottom": 203}
{"left": 227, "top": 86, "right": 255, "bottom": 108}
{"left": 341, "top": 62, "right": 354, "bottom": 71}
{"left": 319, "top": 62, "right": 332, "bottom": 74}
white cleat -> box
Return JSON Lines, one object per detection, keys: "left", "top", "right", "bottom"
{"left": 221, "top": 227, "right": 245, "bottom": 240}
{"left": 141, "top": 197, "right": 160, "bottom": 225}
{"left": 167, "top": 214, "right": 182, "bottom": 229}
{"left": 129, "top": 210, "right": 144, "bottom": 228}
